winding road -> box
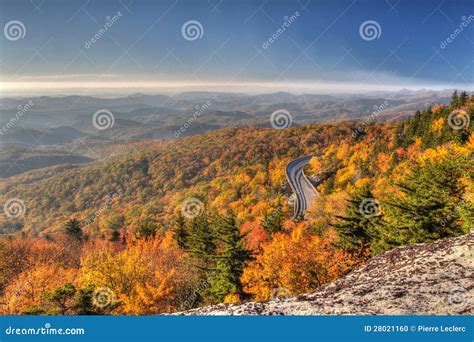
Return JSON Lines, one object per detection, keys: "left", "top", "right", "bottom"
{"left": 285, "top": 155, "right": 320, "bottom": 219}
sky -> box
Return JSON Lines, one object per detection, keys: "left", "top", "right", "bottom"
{"left": 0, "top": 0, "right": 473, "bottom": 95}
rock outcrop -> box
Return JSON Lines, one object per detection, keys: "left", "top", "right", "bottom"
{"left": 178, "top": 234, "right": 473, "bottom": 315}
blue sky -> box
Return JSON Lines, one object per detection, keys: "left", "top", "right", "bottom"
{"left": 0, "top": 0, "right": 472, "bottom": 94}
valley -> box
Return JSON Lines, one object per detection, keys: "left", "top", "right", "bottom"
{"left": 0, "top": 91, "right": 472, "bottom": 316}
{"left": 0, "top": 89, "right": 453, "bottom": 178}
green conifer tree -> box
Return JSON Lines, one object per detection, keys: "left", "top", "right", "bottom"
{"left": 172, "top": 213, "right": 189, "bottom": 249}
{"left": 187, "top": 214, "right": 216, "bottom": 270}
{"left": 208, "top": 212, "right": 252, "bottom": 302}
{"left": 451, "top": 90, "right": 459, "bottom": 107}
{"left": 64, "top": 219, "right": 83, "bottom": 242}
{"left": 135, "top": 219, "right": 158, "bottom": 239}
{"left": 378, "top": 154, "right": 470, "bottom": 253}
{"left": 332, "top": 184, "right": 382, "bottom": 256}
{"left": 459, "top": 91, "right": 468, "bottom": 107}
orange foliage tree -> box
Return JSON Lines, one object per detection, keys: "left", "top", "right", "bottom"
{"left": 79, "top": 232, "right": 195, "bottom": 314}
{"left": 241, "top": 226, "right": 355, "bottom": 301}
{"left": 1, "top": 263, "right": 78, "bottom": 314}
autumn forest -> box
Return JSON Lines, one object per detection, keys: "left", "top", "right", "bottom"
{"left": 0, "top": 92, "right": 473, "bottom": 315}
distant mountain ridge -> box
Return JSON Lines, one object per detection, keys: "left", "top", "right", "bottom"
{"left": 0, "top": 89, "right": 459, "bottom": 178}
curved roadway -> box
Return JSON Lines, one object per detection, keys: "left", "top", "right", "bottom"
{"left": 285, "top": 155, "right": 320, "bottom": 219}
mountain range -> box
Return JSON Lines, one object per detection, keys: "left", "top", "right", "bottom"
{"left": 0, "top": 89, "right": 456, "bottom": 178}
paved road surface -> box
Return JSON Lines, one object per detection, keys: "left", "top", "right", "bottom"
{"left": 285, "top": 155, "right": 319, "bottom": 219}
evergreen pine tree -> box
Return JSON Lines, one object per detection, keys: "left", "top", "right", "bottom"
{"left": 378, "top": 154, "right": 470, "bottom": 253}
{"left": 208, "top": 212, "right": 252, "bottom": 302}
{"left": 43, "top": 283, "right": 76, "bottom": 315}
{"left": 109, "top": 229, "right": 120, "bottom": 242}
{"left": 64, "top": 219, "right": 83, "bottom": 242}
{"left": 323, "top": 174, "right": 335, "bottom": 195}
{"left": 332, "top": 184, "right": 382, "bottom": 256}
{"left": 173, "top": 213, "right": 188, "bottom": 249}
{"left": 405, "top": 110, "right": 422, "bottom": 144}
{"left": 75, "top": 285, "right": 121, "bottom": 314}
{"left": 187, "top": 214, "right": 216, "bottom": 270}
{"left": 28, "top": 284, "right": 122, "bottom": 315}
{"left": 459, "top": 91, "right": 468, "bottom": 107}
{"left": 74, "top": 285, "right": 100, "bottom": 315}
{"left": 451, "top": 90, "right": 459, "bottom": 107}
{"left": 135, "top": 219, "right": 158, "bottom": 239}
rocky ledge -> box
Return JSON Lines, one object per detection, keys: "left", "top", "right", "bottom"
{"left": 178, "top": 234, "right": 473, "bottom": 315}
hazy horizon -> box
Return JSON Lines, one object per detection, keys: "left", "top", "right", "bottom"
{"left": 0, "top": 82, "right": 471, "bottom": 98}
{"left": 1, "top": 0, "right": 472, "bottom": 97}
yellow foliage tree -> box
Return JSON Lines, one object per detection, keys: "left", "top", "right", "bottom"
{"left": 431, "top": 117, "right": 444, "bottom": 135}
{"left": 377, "top": 152, "right": 391, "bottom": 173}
{"left": 79, "top": 233, "right": 184, "bottom": 314}
{"left": 241, "top": 227, "right": 354, "bottom": 301}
